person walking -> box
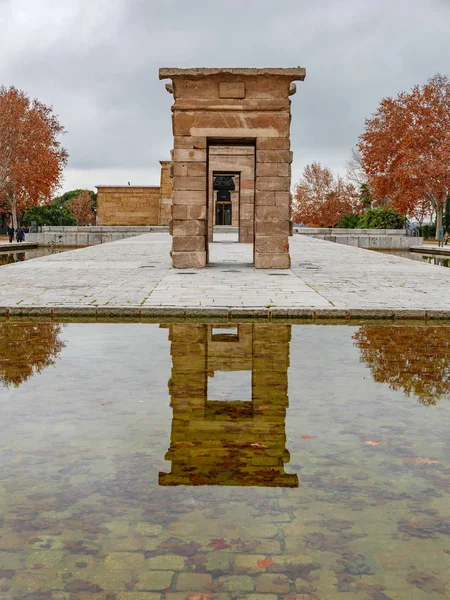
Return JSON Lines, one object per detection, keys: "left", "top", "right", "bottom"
{"left": 445, "top": 231, "right": 449, "bottom": 246}
{"left": 438, "top": 226, "right": 444, "bottom": 247}
{"left": 19, "top": 227, "right": 25, "bottom": 243}
{"left": 7, "top": 225, "right": 14, "bottom": 243}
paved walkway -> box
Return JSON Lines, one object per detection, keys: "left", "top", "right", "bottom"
{"left": 1, "top": 233, "right": 450, "bottom": 318}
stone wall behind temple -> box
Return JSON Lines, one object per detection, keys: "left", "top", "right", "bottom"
{"left": 96, "top": 161, "right": 174, "bottom": 226}
{"left": 96, "top": 186, "right": 162, "bottom": 226}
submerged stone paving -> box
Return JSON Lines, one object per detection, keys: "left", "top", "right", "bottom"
{"left": 1, "top": 232, "right": 450, "bottom": 317}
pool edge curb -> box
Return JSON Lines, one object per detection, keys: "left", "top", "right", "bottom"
{"left": 1, "top": 305, "right": 450, "bottom": 322}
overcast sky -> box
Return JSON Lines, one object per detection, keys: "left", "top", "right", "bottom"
{"left": 1, "top": 0, "right": 450, "bottom": 194}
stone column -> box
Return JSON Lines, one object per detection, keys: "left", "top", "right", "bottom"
{"left": 158, "top": 324, "right": 208, "bottom": 486}
{"left": 251, "top": 324, "right": 297, "bottom": 486}
{"left": 254, "top": 140, "right": 292, "bottom": 268}
{"left": 171, "top": 140, "right": 208, "bottom": 268}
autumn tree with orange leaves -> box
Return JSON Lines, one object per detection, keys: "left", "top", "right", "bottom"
{"left": 67, "top": 190, "right": 95, "bottom": 226}
{"left": 292, "top": 162, "right": 359, "bottom": 227}
{"left": 0, "top": 86, "right": 68, "bottom": 230}
{"left": 358, "top": 73, "right": 450, "bottom": 238}
{"left": 353, "top": 325, "right": 450, "bottom": 406}
{"left": 0, "top": 322, "right": 64, "bottom": 388}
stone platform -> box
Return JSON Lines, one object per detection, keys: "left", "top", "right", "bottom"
{"left": 0, "top": 233, "right": 449, "bottom": 319}
{"left": 0, "top": 241, "right": 37, "bottom": 251}
{"left": 411, "top": 245, "right": 450, "bottom": 255}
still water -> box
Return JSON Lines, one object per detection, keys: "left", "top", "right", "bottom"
{"left": 375, "top": 249, "right": 450, "bottom": 269}
{"left": 0, "top": 247, "right": 73, "bottom": 267}
{"left": 0, "top": 322, "right": 449, "bottom": 599}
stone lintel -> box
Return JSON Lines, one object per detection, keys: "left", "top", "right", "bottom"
{"left": 95, "top": 185, "right": 160, "bottom": 189}
{"left": 159, "top": 67, "right": 306, "bottom": 81}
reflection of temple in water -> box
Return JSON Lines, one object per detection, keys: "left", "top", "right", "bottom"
{"left": 159, "top": 324, "right": 298, "bottom": 487}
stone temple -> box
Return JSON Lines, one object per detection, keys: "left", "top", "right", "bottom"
{"left": 160, "top": 67, "right": 306, "bottom": 269}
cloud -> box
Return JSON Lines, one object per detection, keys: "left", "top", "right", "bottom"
{"left": 1, "top": 0, "right": 450, "bottom": 191}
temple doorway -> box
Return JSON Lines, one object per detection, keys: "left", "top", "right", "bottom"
{"left": 213, "top": 173, "right": 235, "bottom": 226}
{"left": 207, "top": 142, "right": 255, "bottom": 265}
{"left": 215, "top": 201, "right": 232, "bottom": 226}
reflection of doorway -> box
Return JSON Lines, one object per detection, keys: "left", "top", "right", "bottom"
{"left": 159, "top": 323, "right": 298, "bottom": 487}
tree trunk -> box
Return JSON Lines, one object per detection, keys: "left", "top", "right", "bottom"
{"left": 435, "top": 201, "right": 443, "bottom": 240}
{"left": 10, "top": 197, "right": 18, "bottom": 231}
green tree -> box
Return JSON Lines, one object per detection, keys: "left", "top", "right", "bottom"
{"left": 358, "top": 207, "right": 406, "bottom": 229}
{"left": 22, "top": 204, "right": 76, "bottom": 226}
{"left": 360, "top": 183, "right": 372, "bottom": 209}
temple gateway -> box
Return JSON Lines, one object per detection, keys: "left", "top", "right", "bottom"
{"left": 160, "top": 67, "right": 306, "bottom": 269}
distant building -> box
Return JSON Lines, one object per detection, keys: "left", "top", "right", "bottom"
{"left": 96, "top": 160, "right": 172, "bottom": 226}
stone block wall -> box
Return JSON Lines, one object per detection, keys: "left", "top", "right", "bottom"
{"left": 28, "top": 225, "right": 168, "bottom": 247}
{"left": 295, "top": 228, "right": 423, "bottom": 249}
{"left": 96, "top": 186, "right": 161, "bottom": 226}
{"left": 254, "top": 141, "right": 292, "bottom": 268}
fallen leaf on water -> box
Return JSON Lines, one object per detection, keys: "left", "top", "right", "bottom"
{"left": 257, "top": 558, "right": 274, "bottom": 569}
{"left": 185, "top": 595, "right": 214, "bottom": 600}
{"left": 301, "top": 435, "right": 312, "bottom": 440}
{"left": 363, "top": 439, "right": 388, "bottom": 446}
{"left": 416, "top": 457, "right": 440, "bottom": 465}
{"left": 251, "top": 442, "right": 267, "bottom": 448}
{"left": 207, "top": 538, "right": 231, "bottom": 551}
{"left": 258, "top": 406, "right": 270, "bottom": 411}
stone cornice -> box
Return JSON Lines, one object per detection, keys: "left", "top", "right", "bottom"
{"left": 159, "top": 67, "right": 306, "bottom": 81}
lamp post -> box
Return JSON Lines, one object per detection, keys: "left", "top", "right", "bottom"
{"left": 93, "top": 207, "right": 97, "bottom": 226}
{"left": 59, "top": 204, "right": 63, "bottom": 227}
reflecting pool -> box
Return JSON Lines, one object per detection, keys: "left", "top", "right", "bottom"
{"left": 374, "top": 248, "right": 450, "bottom": 268}
{"left": 0, "top": 322, "right": 450, "bottom": 599}
{"left": 0, "top": 247, "right": 74, "bottom": 267}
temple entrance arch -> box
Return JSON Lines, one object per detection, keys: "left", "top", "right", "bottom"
{"left": 159, "top": 67, "right": 306, "bottom": 268}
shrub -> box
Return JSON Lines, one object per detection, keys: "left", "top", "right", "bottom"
{"left": 336, "top": 213, "right": 361, "bottom": 228}
{"left": 358, "top": 207, "right": 406, "bottom": 229}
{"left": 418, "top": 223, "right": 436, "bottom": 239}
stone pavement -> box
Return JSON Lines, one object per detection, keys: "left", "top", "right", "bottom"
{"left": 0, "top": 232, "right": 450, "bottom": 318}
